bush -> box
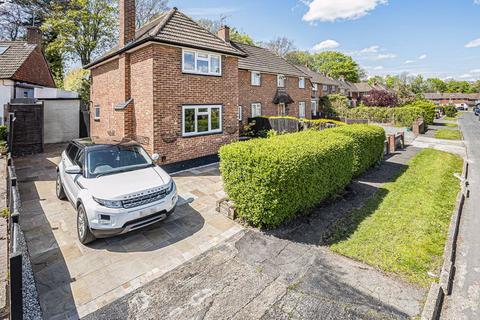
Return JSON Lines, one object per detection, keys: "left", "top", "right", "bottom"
{"left": 0, "top": 126, "right": 7, "bottom": 141}
{"left": 393, "top": 107, "right": 425, "bottom": 127}
{"left": 320, "top": 94, "right": 350, "bottom": 116}
{"left": 403, "top": 100, "right": 436, "bottom": 125}
{"left": 345, "top": 107, "right": 425, "bottom": 127}
{"left": 219, "top": 125, "right": 385, "bottom": 227}
{"left": 444, "top": 105, "right": 457, "bottom": 117}
{"left": 331, "top": 125, "right": 386, "bottom": 176}
{"left": 362, "top": 90, "right": 399, "bottom": 107}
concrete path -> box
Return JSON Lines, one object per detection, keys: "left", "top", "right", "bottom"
{"left": 85, "top": 147, "right": 425, "bottom": 320}
{"left": 442, "top": 112, "right": 480, "bottom": 319}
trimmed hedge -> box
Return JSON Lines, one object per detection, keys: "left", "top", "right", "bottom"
{"left": 346, "top": 106, "right": 425, "bottom": 127}
{"left": 331, "top": 125, "right": 385, "bottom": 176}
{"left": 0, "top": 126, "right": 7, "bottom": 141}
{"left": 393, "top": 107, "right": 425, "bottom": 127}
{"left": 219, "top": 125, "right": 386, "bottom": 227}
{"left": 403, "top": 100, "right": 436, "bottom": 125}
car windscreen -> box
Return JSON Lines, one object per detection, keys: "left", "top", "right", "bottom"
{"left": 87, "top": 145, "right": 153, "bottom": 177}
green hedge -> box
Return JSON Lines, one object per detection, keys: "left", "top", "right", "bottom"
{"left": 219, "top": 125, "right": 385, "bottom": 227}
{"left": 444, "top": 105, "right": 457, "bottom": 117}
{"left": 331, "top": 125, "right": 386, "bottom": 176}
{"left": 403, "top": 100, "right": 436, "bottom": 125}
{"left": 0, "top": 126, "right": 7, "bottom": 142}
{"left": 345, "top": 107, "right": 425, "bottom": 127}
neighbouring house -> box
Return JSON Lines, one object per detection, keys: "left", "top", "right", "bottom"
{"left": 235, "top": 43, "right": 312, "bottom": 124}
{"left": 349, "top": 82, "right": 390, "bottom": 105}
{"left": 424, "top": 92, "right": 480, "bottom": 107}
{"left": 0, "top": 27, "right": 56, "bottom": 125}
{"left": 85, "top": 3, "right": 246, "bottom": 165}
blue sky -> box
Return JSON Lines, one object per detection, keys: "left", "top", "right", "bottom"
{"left": 170, "top": 0, "right": 480, "bottom": 81}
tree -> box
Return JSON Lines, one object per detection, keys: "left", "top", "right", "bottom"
{"left": 261, "top": 36, "right": 295, "bottom": 58}
{"left": 362, "top": 90, "right": 399, "bottom": 107}
{"left": 285, "top": 51, "right": 315, "bottom": 68}
{"left": 136, "top": 0, "right": 169, "bottom": 28}
{"left": 313, "top": 51, "right": 363, "bottom": 82}
{"left": 42, "top": 0, "right": 116, "bottom": 66}
{"left": 409, "top": 75, "right": 428, "bottom": 95}
{"left": 230, "top": 28, "right": 254, "bottom": 45}
{"left": 368, "top": 75, "right": 385, "bottom": 86}
{"left": 63, "top": 68, "right": 90, "bottom": 102}
{"left": 425, "top": 78, "right": 447, "bottom": 93}
{"left": 472, "top": 80, "right": 480, "bottom": 93}
{"left": 446, "top": 80, "right": 474, "bottom": 93}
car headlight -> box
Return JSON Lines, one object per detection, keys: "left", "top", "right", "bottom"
{"left": 166, "top": 179, "right": 176, "bottom": 194}
{"left": 93, "top": 196, "right": 123, "bottom": 208}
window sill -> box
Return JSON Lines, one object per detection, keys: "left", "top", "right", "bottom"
{"left": 182, "top": 71, "right": 222, "bottom": 77}
{"left": 182, "top": 131, "right": 223, "bottom": 138}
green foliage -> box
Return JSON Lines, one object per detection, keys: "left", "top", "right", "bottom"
{"left": 230, "top": 28, "right": 255, "bottom": 45}
{"left": 403, "top": 100, "right": 436, "bottom": 125}
{"left": 42, "top": 0, "right": 117, "bottom": 65}
{"left": 63, "top": 68, "right": 90, "bottom": 103}
{"left": 444, "top": 105, "right": 458, "bottom": 117}
{"left": 320, "top": 94, "right": 350, "bottom": 116}
{"left": 285, "top": 51, "right": 364, "bottom": 82}
{"left": 346, "top": 107, "right": 425, "bottom": 127}
{"left": 426, "top": 78, "right": 448, "bottom": 93}
{"left": 0, "top": 125, "right": 7, "bottom": 141}
{"left": 219, "top": 125, "right": 385, "bottom": 227}
{"left": 331, "top": 149, "right": 462, "bottom": 287}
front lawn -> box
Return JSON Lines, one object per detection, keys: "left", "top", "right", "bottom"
{"left": 435, "top": 129, "right": 462, "bottom": 140}
{"left": 330, "top": 149, "right": 462, "bottom": 287}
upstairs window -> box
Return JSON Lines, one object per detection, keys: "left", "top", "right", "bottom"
{"left": 251, "top": 71, "right": 261, "bottom": 86}
{"left": 182, "top": 49, "right": 222, "bottom": 76}
{"left": 323, "top": 84, "right": 328, "bottom": 91}
{"left": 312, "top": 83, "right": 318, "bottom": 91}
{"left": 277, "top": 74, "right": 285, "bottom": 87}
{"left": 299, "top": 77, "right": 305, "bottom": 89}
{"left": 332, "top": 86, "right": 336, "bottom": 92}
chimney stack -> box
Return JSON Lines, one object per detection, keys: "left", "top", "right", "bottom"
{"left": 119, "top": 0, "right": 136, "bottom": 47}
{"left": 218, "top": 26, "right": 230, "bottom": 42}
{"left": 26, "top": 27, "right": 42, "bottom": 49}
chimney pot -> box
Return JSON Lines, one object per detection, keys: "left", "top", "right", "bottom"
{"left": 119, "top": 0, "right": 136, "bottom": 47}
{"left": 26, "top": 27, "right": 42, "bottom": 49}
{"left": 218, "top": 26, "right": 230, "bottom": 42}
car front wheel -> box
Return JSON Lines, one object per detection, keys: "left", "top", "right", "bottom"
{"left": 56, "top": 173, "right": 66, "bottom": 200}
{"left": 77, "top": 204, "right": 96, "bottom": 245}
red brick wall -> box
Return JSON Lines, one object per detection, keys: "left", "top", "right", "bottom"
{"left": 238, "top": 70, "right": 312, "bottom": 122}
{"left": 151, "top": 44, "right": 239, "bottom": 164}
{"left": 13, "top": 47, "right": 55, "bottom": 87}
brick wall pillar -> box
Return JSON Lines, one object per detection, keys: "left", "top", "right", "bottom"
{"left": 388, "top": 134, "right": 396, "bottom": 153}
{"left": 118, "top": 53, "right": 135, "bottom": 139}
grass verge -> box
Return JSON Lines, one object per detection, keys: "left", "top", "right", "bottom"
{"left": 435, "top": 129, "right": 462, "bottom": 140}
{"left": 444, "top": 123, "right": 458, "bottom": 128}
{"left": 443, "top": 116, "right": 458, "bottom": 121}
{"left": 330, "top": 149, "right": 462, "bottom": 287}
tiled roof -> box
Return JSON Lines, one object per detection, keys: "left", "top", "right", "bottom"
{"left": 86, "top": 8, "right": 245, "bottom": 68}
{"left": 293, "top": 65, "right": 337, "bottom": 85}
{"left": 424, "top": 92, "right": 480, "bottom": 100}
{"left": 233, "top": 42, "right": 307, "bottom": 77}
{"left": 351, "top": 82, "right": 373, "bottom": 92}
{"left": 0, "top": 41, "right": 36, "bottom": 79}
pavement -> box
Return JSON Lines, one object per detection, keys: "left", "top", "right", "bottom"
{"left": 14, "top": 144, "right": 242, "bottom": 319}
{"left": 442, "top": 112, "right": 480, "bottom": 319}
{"left": 85, "top": 145, "right": 425, "bottom": 320}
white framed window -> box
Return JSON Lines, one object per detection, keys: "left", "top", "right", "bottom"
{"left": 323, "top": 84, "right": 328, "bottom": 91}
{"left": 182, "top": 105, "right": 222, "bottom": 136}
{"left": 94, "top": 105, "right": 100, "bottom": 120}
{"left": 251, "top": 103, "right": 262, "bottom": 118}
{"left": 299, "top": 102, "right": 306, "bottom": 118}
{"left": 277, "top": 74, "right": 285, "bottom": 87}
{"left": 299, "top": 77, "right": 305, "bottom": 89}
{"left": 251, "top": 71, "right": 261, "bottom": 86}
{"left": 182, "top": 49, "right": 222, "bottom": 76}
{"left": 238, "top": 105, "right": 243, "bottom": 121}
{"left": 312, "top": 83, "right": 318, "bottom": 91}
{"left": 332, "top": 86, "right": 336, "bottom": 92}
{"left": 311, "top": 100, "right": 318, "bottom": 116}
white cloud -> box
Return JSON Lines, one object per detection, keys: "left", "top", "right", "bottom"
{"left": 312, "top": 39, "right": 340, "bottom": 51}
{"left": 470, "top": 69, "right": 480, "bottom": 73}
{"left": 465, "top": 38, "right": 480, "bottom": 48}
{"left": 360, "top": 45, "right": 380, "bottom": 53}
{"left": 460, "top": 74, "right": 473, "bottom": 78}
{"left": 303, "top": 0, "right": 388, "bottom": 22}
{"left": 475, "top": 0, "right": 480, "bottom": 4}
{"left": 404, "top": 60, "right": 415, "bottom": 64}
{"left": 372, "top": 53, "right": 397, "bottom": 60}
{"left": 418, "top": 54, "right": 427, "bottom": 60}
{"left": 373, "top": 66, "right": 384, "bottom": 70}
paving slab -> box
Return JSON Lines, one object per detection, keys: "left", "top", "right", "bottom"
{"left": 14, "top": 144, "right": 242, "bottom": 319}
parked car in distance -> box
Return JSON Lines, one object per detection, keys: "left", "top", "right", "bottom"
{"left": 56, "top": 138, "right": 178, "bottom": 244}
{"left": 474, "top": 107, "right": 480, "bottom": 116}
{"left": 455, "top": 103, "right": 468, "bottom": 111}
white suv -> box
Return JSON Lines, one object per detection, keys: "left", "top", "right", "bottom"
{"left": 56, "top": 139, "right": 178, "bottom": 244}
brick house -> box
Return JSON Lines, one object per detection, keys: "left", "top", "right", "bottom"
{"left": 0, "top": 27, "right": 56, "bottom": 124}
{"left": 424, "top": 93, "right": 480, "bottom": 107}
{"left": 85, "top": 3, "right": 246, "bottom": 165}
{"left": 234, "top": 43, "right": 312, "bottom": 124}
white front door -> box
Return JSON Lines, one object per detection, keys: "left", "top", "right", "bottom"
{"left": 299, "top": 102, "right": 306, "bottom": 118}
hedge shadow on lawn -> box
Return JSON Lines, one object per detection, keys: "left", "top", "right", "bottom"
{"left": 267, "top": 159, "right": 409, "bottom": 247}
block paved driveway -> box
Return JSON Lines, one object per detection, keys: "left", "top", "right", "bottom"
{"left": 15, "top": 144, "right": 242, "bottom": 319}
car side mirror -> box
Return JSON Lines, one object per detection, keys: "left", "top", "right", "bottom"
{"left": 151, "top": 153, "right": 160, "bottom": 162}
{"left": 65, "top": 165, "right": 82, "bottom": 174}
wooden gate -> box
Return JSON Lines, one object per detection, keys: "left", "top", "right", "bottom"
{"left": 6, "top": 100, "right": 44, "bottom": 157}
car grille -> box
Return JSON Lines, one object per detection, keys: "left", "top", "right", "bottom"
{"left": 122, "top": 190, "right": 167, "bottom": 209}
